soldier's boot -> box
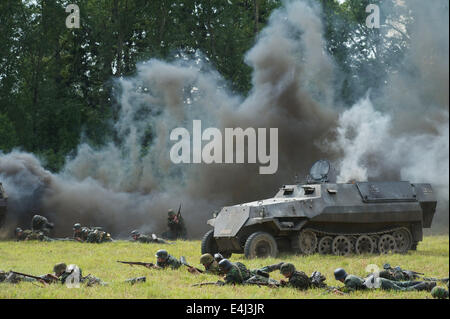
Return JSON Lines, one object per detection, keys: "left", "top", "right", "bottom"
{"left": 412, "top": 281, "right": 437, "bottom": 291}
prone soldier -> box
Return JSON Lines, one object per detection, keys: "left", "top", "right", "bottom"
{"left": 130, "top": 230, "right": 169, "bottom": 244}
{"left": 333, "top": 268, "right": 436, "bottom": 292}
{"left": 154, "top": 249, "right": 182, "bottom": 269}
{"left": 15, "top": 227, "right": 52, "bottom": 242}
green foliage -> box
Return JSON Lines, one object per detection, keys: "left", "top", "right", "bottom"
{"left": 0, "top": 0, "right": 418, "bottom": 170}
{"left": 0, "top": 236, "right": 448, "bottom": 298}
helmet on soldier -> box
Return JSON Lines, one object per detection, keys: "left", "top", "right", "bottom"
{"left": 200, "top": 254, "right": 214, "bottom": 265}
{"left": 431, "top": 286, "right": 449, "bottom": 299}
{"left": 53, "top": 263, "right": 67, "bottom": 276}
{"left": 218, "top": 259, "right": 233, "bottom": 272}
{"left": 168, "top": 209, "right": 176, "bottom": 217}
{"left": 155, "top": 249, "right": 168, "bottom": 260}
{"left": 334, "top": 268, "right": 347, "bottom": 281}
{"left": 73, "top": 223, "right": 81, "bottom": 230}
{"left": 280, "top": 263, "right": 296, "bottom": 276}
{"left": 214, "top": 253, "right": 224, "bottom": 262}
{"left": 131, "top": 230, "right": 140, "bottom": 236}
{"left": 15, "top": 227, "right": 22, "bottom": 234}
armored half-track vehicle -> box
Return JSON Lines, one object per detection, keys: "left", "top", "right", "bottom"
{"left": 201, "top": 160, "right": 437, "bottom": 258}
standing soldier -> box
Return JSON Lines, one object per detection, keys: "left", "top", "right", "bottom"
{"left": 31, "top": 214, "right": 54, "bottom": 236}
{"left": 163, "top": 207, "right": 187, "bottom": 240}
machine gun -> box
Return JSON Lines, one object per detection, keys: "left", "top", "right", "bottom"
{"left": 180, "top": 256, "right": 204, "bottom": 274}
{"left": 383, "top": 263, "right": 424, "bottom": 280}
{"left": 117, "top": 261, "right": 155, "bottom": 268}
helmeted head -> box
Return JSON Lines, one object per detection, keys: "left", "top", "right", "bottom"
{"left": 73, "top": 223, "right": 81, "bottom": 231}
{"left": 431, "top": 286, "right": 449, "bottom": 299}
{"left": 383, "top": 263, "right": 391, "bottom": 270}
{"left": 15, "top": 227, "right": 23, "bottom": 236}
{"left": 0, "top": 270, "right": 6, "bottom": 281}
{"left": 280, "top": 263, "right": 296, "bottom": 278}
{"left": 334, "top": 268, "right": 347, "bottom": 282}
{"left": 155, "top": 249, "right": 168, "bottom": 262}
{"left": 168, "top": 209, "right": 175, "bottom": 217}
{"left": 214, "top": 253, "right": 224, "bottom": 263}
{"left": 218, "top": 259, "right": 233, "bottom": 273}
{"left": 200, "top": 254, "right": 214, "bottom": 266}
{"left": 131, "top": 230, "right": 140, "bottom": 240}
{"left": 53, "top": 263, "right": 67, "bottom": 276}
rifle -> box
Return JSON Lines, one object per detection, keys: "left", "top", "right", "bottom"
{"left": 117, "top": 261, "right": 155, "bottom": 268}
{"left": 180, "top": 256, "right": 204, "bottom": 274}
{"left": 192, "top": 281, "right": 225, "bottom": 287}
{"left": 10, "top": 271, "right": 59, "bottom": 284}
{"left": 423, "top": 277, "right": 449, "bottom": 283}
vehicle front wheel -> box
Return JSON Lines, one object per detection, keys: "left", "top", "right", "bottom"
{"left": 201, "top": 229, "right": 218, "bottom": 255}
{"left": 244, "top": 232, "right": 278, "bottom": 259}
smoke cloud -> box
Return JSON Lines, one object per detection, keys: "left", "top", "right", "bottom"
{"left": 0, "top": 0, "right": 448, "bottom": 238}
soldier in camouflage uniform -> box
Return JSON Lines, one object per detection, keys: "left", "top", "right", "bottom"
{"left": 130, "top": 230, "right": 169, "bottom": 244}
{"left": 199, "top": 253, "right": 221, "bottom": 275}
{"left": 154, "top": 249, "right": 182, "bottom": 269}
{"left": 15, "top": 227, "right": 52, "bottom": 242}
{"left": 86, "top": 228, "right": 113, "bottom": 243}
{"left": 73, "top": 223, "right": 90, "bottom": 242}
{"left": 334, "top": 268, "right": 436, "bottom": 292}
{"left": 279, "top": 263, "right": 312, "bottom": 290}
{"left": 31, "top": 214, "right": 54, "bottom": 236}
{"left": 162, "top": 209, "right": 187, "bottom": 240}
{"left": 217, "top": 259, "right": 282, "bottom": 285}
{"left": 378, "top": 263, "right": 422, "bottom": 281}
{"left": 52, "top": 263, "right": 106, "bottom": 286}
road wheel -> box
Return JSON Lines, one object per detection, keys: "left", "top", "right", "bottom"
{"left": 244, "top": 232, "right": 278, "bottom": 259}
{"left": 332, "top": 235, "right": 352, "bottom": 256}
{"left": 201, "top": 229, "right": 218, "bottom": 255}
{"left": 392, "top": 228, "right": 412, "bottom": 253}
{"left": 378, "top": 234, "right": 397, "bottom": 254}
{"left": 355, "top": 235, "right": 375, "bottom": 254}
{"left": 318, "top": 236, "right": 333, "bottom": 255}
{"left": 298, "top": 229, "right": 318, "bottom": 255}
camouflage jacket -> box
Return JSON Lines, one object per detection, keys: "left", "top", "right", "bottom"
{"left": 156, "top": 255, "right": 182, "bottom": 269}
{"left": 285, "top": 271, "right": 312, "bottom": 290}
{"left": 31, "top": 215, "right": 51, "bottom": 231}
{"left": 224, "top": 264, "right": 244, "bottom": 285}
{"left": 17, "top": 229, "right": 51, "bottom": 242}
{"left": 86, "top": 229, "right": 112, "bottom": 243}
{"left": 73, "top": 227, "right": 91, "bottom": 241}
{"left": 379, "top": 269, "right": 416, "bottom": 281}
{"left": 205, "top": 262, "right": 221, "bottom": 275}
{"left": 344, "top": 275, "right": 367, "bottom": 291}
{"left": 234, "top": 262, "right": 252, "bottom": 281}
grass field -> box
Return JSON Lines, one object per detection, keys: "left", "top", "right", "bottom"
{"left": 0, "top": 235, "right": 448, "bottom": 299}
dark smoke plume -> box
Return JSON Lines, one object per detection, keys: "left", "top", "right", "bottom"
{"left": 1, "top": 0, "right": 448, "bottom": 238}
